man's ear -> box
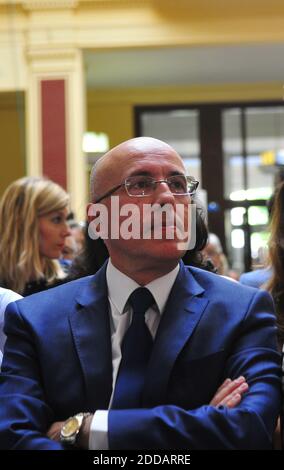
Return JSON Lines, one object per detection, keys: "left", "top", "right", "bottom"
{"left": 87, "top": 202, "right": 109, "bottom": 240}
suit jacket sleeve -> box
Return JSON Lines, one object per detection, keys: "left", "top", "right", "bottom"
{"left": 108, "top": 290, "right": 281, "bottom": 449}
{"left": 0, "top": 301, "right": 63, "bottom": 450}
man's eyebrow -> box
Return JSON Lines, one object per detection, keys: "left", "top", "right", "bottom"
{"left": 168, "top": 170, "right": 186, "bottom": 176}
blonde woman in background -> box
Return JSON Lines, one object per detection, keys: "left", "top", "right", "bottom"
{"left": 0, "top": 177, "right": 70, "bottom": 297}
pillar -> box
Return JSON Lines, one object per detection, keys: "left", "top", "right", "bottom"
{"left": 25, "top": 46, "right": 87, "bottom": 220}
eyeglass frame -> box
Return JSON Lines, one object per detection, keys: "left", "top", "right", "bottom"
{"left": 95, "top": 175, "right": 199, "bottom": 203}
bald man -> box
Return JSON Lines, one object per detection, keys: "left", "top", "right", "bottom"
{"left": 0, "top": 138, "right": 281, "bottom": 450}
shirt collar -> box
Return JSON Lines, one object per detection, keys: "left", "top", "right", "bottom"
{"left": 106, "top": 259, "right": 179, "bottom": 315}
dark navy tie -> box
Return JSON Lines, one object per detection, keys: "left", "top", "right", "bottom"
{"left": 111, "top": 287, "right": 155, "bottom": 409}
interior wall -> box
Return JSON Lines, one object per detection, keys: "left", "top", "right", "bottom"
{"left": 87, "top": 101, "right": 133, "bottom": 148}
{"left": 0, "top": 92, "right": 26, "bottom": 196}
{"left": 87, "top": 82, "right": 283, "bottom": 147}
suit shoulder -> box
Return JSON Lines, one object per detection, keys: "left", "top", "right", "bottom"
{"left": 188, "top": 265, "right": 269, "bottom": 299}
{"left": 186, "top": 266, "right": 274, "bottom": 324}
{"left": 9, "top": 276, "right": 96, "bottom": 320}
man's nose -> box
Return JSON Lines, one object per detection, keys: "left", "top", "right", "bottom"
{"left": 153, "top": 181, "right": 175, "bottom": 205}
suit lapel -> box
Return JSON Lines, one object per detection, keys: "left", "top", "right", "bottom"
{"left": 68, "top": 261, "right": 209, "bottom": 409}
{"left": 69, "top": 263, "right": 113, "bottom": 410}
{"left": 143, "top": 262, "right": 209, "bottom": 406}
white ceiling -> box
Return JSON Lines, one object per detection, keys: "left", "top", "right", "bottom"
{"left": 85, "top": 43, "right": 284, "bottom": 88}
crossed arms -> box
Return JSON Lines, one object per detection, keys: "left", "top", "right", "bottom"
{"left": 0, "top": 289, "right": 281, "bottom": 450}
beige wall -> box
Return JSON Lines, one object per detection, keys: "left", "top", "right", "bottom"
{"left": 0, "top": 92, "right": 25, "bottom": 196}
{"left": 87, "top": 82, "right": 283, "bottom": 147}
{"left": 87, "top": 101, "right": 133, "bottom": 148}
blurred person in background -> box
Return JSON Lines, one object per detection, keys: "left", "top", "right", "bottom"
{"left": 240, "top": 192, "right": 275, "bottom": 289}
{"left": 67, "top": 217, "right": 85, "bottom": 254}
{"left": 59, "top": 233, "right": 80, "bottom": 274}
{"left": 265, "top": 182, "right": 284, "bottom": 349}
{"left": 239, "top": 264, "right": 272, "bottom": 289}
{"left": 61, "top": 235, "right": 79, "bottom": 261}
{"left": 0, "top": 288, "right": 22, "bottom": 358}
{"left": 259, "top": 182, "right": 284, "bottom": 449}
{"left": 0, "top": 177, "right": 70, "bottom": 297}
{"left": 202, "top": 233, "right": 230, "bottom": 276}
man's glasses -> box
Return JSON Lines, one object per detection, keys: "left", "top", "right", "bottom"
{"left": 95, "top": 175, "right": 199, "bottom": 203}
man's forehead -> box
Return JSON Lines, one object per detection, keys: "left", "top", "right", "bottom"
{"left": 116, "top": 145, "right": 184, "bottom": 166}
{"left": 93, "top": 138, "right": 185, "bottom": 185}
{"left": 112, "top": 152, "right": 185, "bottom": 180}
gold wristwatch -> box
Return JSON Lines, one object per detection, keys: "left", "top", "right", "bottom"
{"left": 60, "top": 412, "right": 91, "bottom": 446}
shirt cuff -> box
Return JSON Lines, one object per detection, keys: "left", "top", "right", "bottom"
{"left": 89, "top": 410, "right": 109, "bottom": 450}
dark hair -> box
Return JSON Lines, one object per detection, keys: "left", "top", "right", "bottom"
{"left": 182, "top": 206, "right": 213, "bottom": 270}
{"left": 68, "top": 232, "right": 108, "bottom": 279}
{"left": 266, "top": 182, "right": 284, "bottom": 344}
{"left": 267, "top": 192, "right": 275, "bottom": 219}
{"left": 68, "top": 202, "right": 212, "bottom": 280}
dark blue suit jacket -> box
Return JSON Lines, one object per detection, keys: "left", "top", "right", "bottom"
{"left": 0, "top": 262, "right": 281, "bottom": 449}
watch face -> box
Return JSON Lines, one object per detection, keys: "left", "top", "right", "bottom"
{"left": 61, "top": 416, "right": 79, "bottom": 437}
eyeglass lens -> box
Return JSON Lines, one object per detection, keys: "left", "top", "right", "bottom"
{"left": 125, "top": 175, "right": 197, "bottom": 196}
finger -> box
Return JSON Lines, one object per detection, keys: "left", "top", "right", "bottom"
{"left": 210, "top": 376, "right": 246, "bottom": 406}
{"left": 46, "top": 427, "right": 54, "bottom": 438}
{"left": 47, "top": 428, "right": 57, "bottom": 439}
{"left": 218, "top": 382, "right": 249, "bottom": 408}
{"left": 46, "top": 422, "right": 63, "bottom": 441}
{"left": 219, "top": 376, "right": 245, "bottom": 390}
{"left": 219, "top": 376, "right": 246, "bottom": 397}
{"left": 220, "top": 382, "right": 249, "bottom": 404}
{"left": 215, "top": 378, "right": 232, "bottom": 393}
{"left": 225, "top": 393, "right": 242, "bottom": 408}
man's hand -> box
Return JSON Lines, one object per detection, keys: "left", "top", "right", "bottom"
{"left": 210, "top": 376, "right": 249, "bottom": 408}
{"left": 46, "top": 420, "right": 64, "bottom": 442}
{"left": 47, "top": 414, "right": 93, "bottom": 449}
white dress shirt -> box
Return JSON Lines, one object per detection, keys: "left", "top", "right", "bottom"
{"left": 89, "top": 260, "right": 179, "bottom": 450}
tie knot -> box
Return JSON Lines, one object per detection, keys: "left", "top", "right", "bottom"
{"left": 128, "top": 287, "right": 155, "bottom": 315}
